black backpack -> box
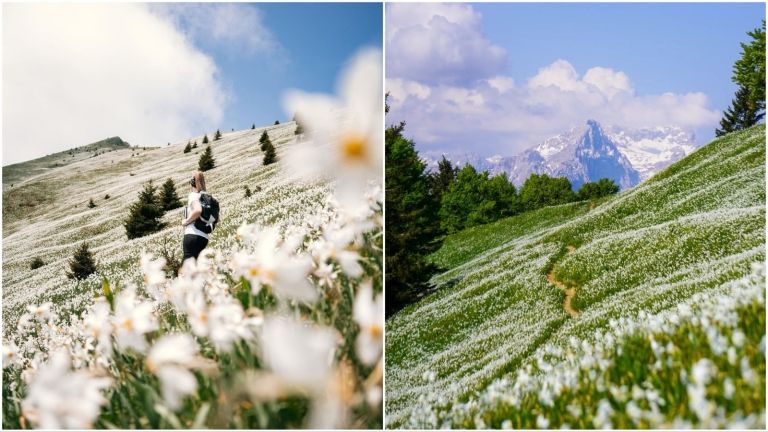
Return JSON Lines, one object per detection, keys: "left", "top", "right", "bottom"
{"left": 194, "top": 192, "right": 220, "bottom": 234}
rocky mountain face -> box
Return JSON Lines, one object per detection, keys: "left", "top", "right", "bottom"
{"left": 423, "top": 120, "right": 698, "bottom": 190}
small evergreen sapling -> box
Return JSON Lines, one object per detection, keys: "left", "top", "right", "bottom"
{"left": 251, "top": 124, "right": 256, "bottom": 129}
{"left": 67, "top": 243, "right": 97, "bottom": 280}
{"left": 263, "top": 139, "right": 277, "bottom": 165}
{"left": 259, "top": 130, "right": 270, "bottom": 151}
{"left": 124, "top": 181, "right": 166, "bottom": 239}
{"left": 244, "top": 186, "right": 252, "bottom": 198}
{"left": 30, "top": 257, "right": 45, "bottom": 270}
{"left": 192, "top": 141, "right": 198, "bottom": 149}
{"left": 159, "top": 178, "right": 184, "bottom": 211}
{"left": 274, "top": 120, "right": 280, "bottom": 125}
{"left": 198, "top": 146, "right": 216, "bottom": 171}
{"left": 88, "top": 198, "right": 97, "bottom": 208}
{"left": 215, "top": 129, "right": 222, "bottom": 141}
{"left": 202, "top": 134, "right": 209, "bottom": 144}
{"left": 184, "top": 142, "right": 192, "bottom": 153}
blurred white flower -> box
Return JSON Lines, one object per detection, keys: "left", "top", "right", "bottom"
{"left": 146, "top": 333, "right": 200, "bottom": 410}
{"left": 283, "top": 48, "right": 383, "bottom": 209}
{"left": 112, "top": 288, "right": 158, "bottom": 353}
{"left": 21, "top": 350, "right": 111, "bottom": 429}
{"left": 353, "top": 281, "right": 383, "bottom": 366}
{"left": 260, "top": 316, "right": 338, "bottom": 391}
{"left": 26, "top": 302, "right": 54, "bottom": 323}
{"left": 82, "top": 298, "right": 113, "bottom": 359}
{"left": 2, "top": 341, "right": 20, "bottom": 369}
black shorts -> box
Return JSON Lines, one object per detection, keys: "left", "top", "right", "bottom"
{"left": 183, "top": 234, "right": 209, "bottom": 262}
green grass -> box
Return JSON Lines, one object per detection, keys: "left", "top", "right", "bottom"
{"left": 385, "top": 125, "right": 765, "bottom": 429}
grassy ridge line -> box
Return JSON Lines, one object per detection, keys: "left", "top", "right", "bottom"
{"left": 2, "top": 122, "right": 333, "bottom": 330}
{"left": 385, "top": 125, "right": 765, "bottom": 428}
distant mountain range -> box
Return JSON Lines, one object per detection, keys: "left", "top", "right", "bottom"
{"left": 423, "top": 120, "right": 698, "bottom": 190}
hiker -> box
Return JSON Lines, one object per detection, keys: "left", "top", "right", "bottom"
{"left": 181, "top": 171, "right": 219, "bottom": 261}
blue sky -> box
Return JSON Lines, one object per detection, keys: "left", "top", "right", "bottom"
{"left": 196, "top": 3, "right": 383, "bottom": 131}
{"left": 386, "top": 2, "right": 765, "bottom": 156}
{"left": 4, "top": 2, "right": 382, "bottom": 164}
{"left": 473, "top": 2, "right": 764, "bottom": 115}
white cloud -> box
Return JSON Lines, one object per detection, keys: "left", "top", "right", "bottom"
{"left": 150, "top": 3, "right": 282, "bottom": 57}
{"left": 3, "top": 3, "right": 227, "bottom": 164}
{"left": 387, "top": 59, "right": 720, "bottom": 155}
{"left": 386, "top": 3, "right": 507, "bottom": 85}
{"left": 485, "top": 76, "right": 515, "bottom": 94}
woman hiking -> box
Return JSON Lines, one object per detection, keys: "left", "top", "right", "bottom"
{"left": 181, "top": 171, "right": 210, "bottom": 262}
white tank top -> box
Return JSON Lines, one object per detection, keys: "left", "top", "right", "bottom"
{"left": 185, "top": 191, "right": 209, "bottom": 240}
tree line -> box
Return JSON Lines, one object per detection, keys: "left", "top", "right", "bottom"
{"left": 385, "top": 107, "right": 618, "bottom": 316}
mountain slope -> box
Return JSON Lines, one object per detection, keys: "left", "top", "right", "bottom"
{"left": 385, "top": 125, "right": 765, "bottom": 428}
{"left": 2, "top": 136, "right": 131, "bottom": 188}
{"left": 2, "top": 123, "right": 332, "bottom": 328}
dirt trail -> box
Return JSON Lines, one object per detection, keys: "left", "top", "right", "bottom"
{"left": 547, "top": 245, "right": 579, "bottom": 318}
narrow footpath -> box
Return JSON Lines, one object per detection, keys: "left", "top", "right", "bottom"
{"left": 546, "top": 245, "right": 579, "bottom": 318}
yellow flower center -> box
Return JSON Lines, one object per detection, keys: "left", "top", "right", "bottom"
{"left": 121, "top": 318, "right": 133, "bottom": 331}
{"left": 369, "top": 324, "right": 382, "bottom": 338}
{"left": 340, "top": 134, "right": 367, "bottom": 162}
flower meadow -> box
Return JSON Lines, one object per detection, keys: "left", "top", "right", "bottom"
{"left": 3, "top": 49, "right": 383, "bottom": 429}
{"left": 386, "top": 125, "right": 766, "bottom": 428}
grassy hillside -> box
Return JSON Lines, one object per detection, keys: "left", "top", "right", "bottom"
{"left": 2, "top": 123, "right": 329, "bottom": 329}
{"left": 2, "top": 136, "right": 131, "bottom": 188}
{"left": 385, "top": 125, "right": 765, "bottom": 429}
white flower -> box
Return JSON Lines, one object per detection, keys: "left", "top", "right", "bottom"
{"left": 536, "top": 414, "right": 550, "bottom": 429}
{"left": 26, "top": 302, "right": 54, "bottom": 323}
{"left": 112, "top": 288, "right": 158, "bottom": 353}
{"left": 146, "top": 333, "right": 200, "bottom": 410}
{"left": 283, "top": 48, "right": 383, "bottom": 209}
{"left": 21, "top": 350, "right": 111, "bottom": 429}
{"left": 82, "top": 298, "right": 113, "bottom": 359}
{"left": 3, "top": 341, "right": 20, "bottom": 369}
{"left": 140, "top": 252, "right": 167, "bottom": 299}
{"left": 260, "top": 316, "right": 338, "bottom": 391}
{"left": 353, "top": 281, "right": 383, "bottom": 365}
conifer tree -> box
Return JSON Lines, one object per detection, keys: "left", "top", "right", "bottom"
{"left": 263, "top": 140, "right": 277, "bottom": 165}
{"left": 244, "top": 185, "right": 252, "bottom": 198}
{"left": 124, "top": 181, "right": 166, "bottom": 239}
{"left": 30, "top": 257, "right": 45, "bottom": 270}
{"left": 183, "top": 142, "right": 192, "bottom": 153}
{"left": 716, "top": 85, "right": 762, "bottom": 136}
{"left": 198, "top": 146, "right": 216, "bottom": 171}
{"left": 252, "top": 124, "right": 256, "bottom": 129}
{"left": 202, "top": 134, "right": 209, "bottom": 144}
{"left": 259, "top": 130, "right": 270, "bottom": 151}
{"left": 159, "top": 178, "right": 183, "bottom": 211}
{"left": 88, "top": 198, "right": 96, "bottom": 208}
{"left": 733, "top": 21, "right": 766, "bottom": 118}
{"left": 214, "top": 129, "right": 222, "bottom": 141}
{"left": 67, "top": 243, "right": 97, "bottom": 280}
{"left": 274, "top": 120, "right": 280, "bottom": 125}
{"left": 192, "top": 141, "right": 198, "bottom": 149}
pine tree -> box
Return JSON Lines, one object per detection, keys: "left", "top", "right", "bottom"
{"left": 30, "top": 257, "right": 45, "bottom": 270}
{"left": 67, "top": 243, "right": 97, "bottom": 280}
{"left": 385, "top": 120, "right": 443, "bottom": 316}
{"left": 159, "top": 178, "right": 183, "bottom": 211}
{"left": 104, "top": 194, "right": 110, "bottom": 200}
{"left": 430, "top": 156, "right": 458, "bottom": 201}
{"left": 198, "top": 146, "right": 216, "bottom": 171}
{"left": 274, "top": 120, "right": 280, "bottom": 125}
{"left": 251, "top": 124, "right": 256, "bottom": 130}
{"left": 124, "top": 181, "right": 166, "bottom": 239}
{"left": 263, "top": 140, "right": 277, "bottom": 165}
{"left": 88, "top": 198, "right": 96, "bottom": 208}
{"left": 202, "top": 134, "right": 209, "bottom": 144}
{"left": 183, "top": 142, "right": 192, "bottom": 153}
{"left": 244, "top": 186, "right": 252, "bottom": 198}
{"left": 214, "top": 129, "right": 222, "bottom": 141}
{"left": 192, "top": 141, "right": 198, "bottom": 149}
{"left": 259, "top": 130, "right": 270, "bottom": 151}
{"left": 716, "top": 85, "right": 762, "bottom": 136}
{"left": 733, "top": 20, "right": 766, "bottom": 119}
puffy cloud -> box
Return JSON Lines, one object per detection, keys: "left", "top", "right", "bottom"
{"left": 3, "top": 3, "right": 227, "bottom": 164}
{"left": 150, "top": 3, "right": 282, "bottom": 56}
{"left": 386, "top": 59, "right": 719, "bottom": 155}
{"left": 386, "top": 3, "right": 507, "bottom": 85}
